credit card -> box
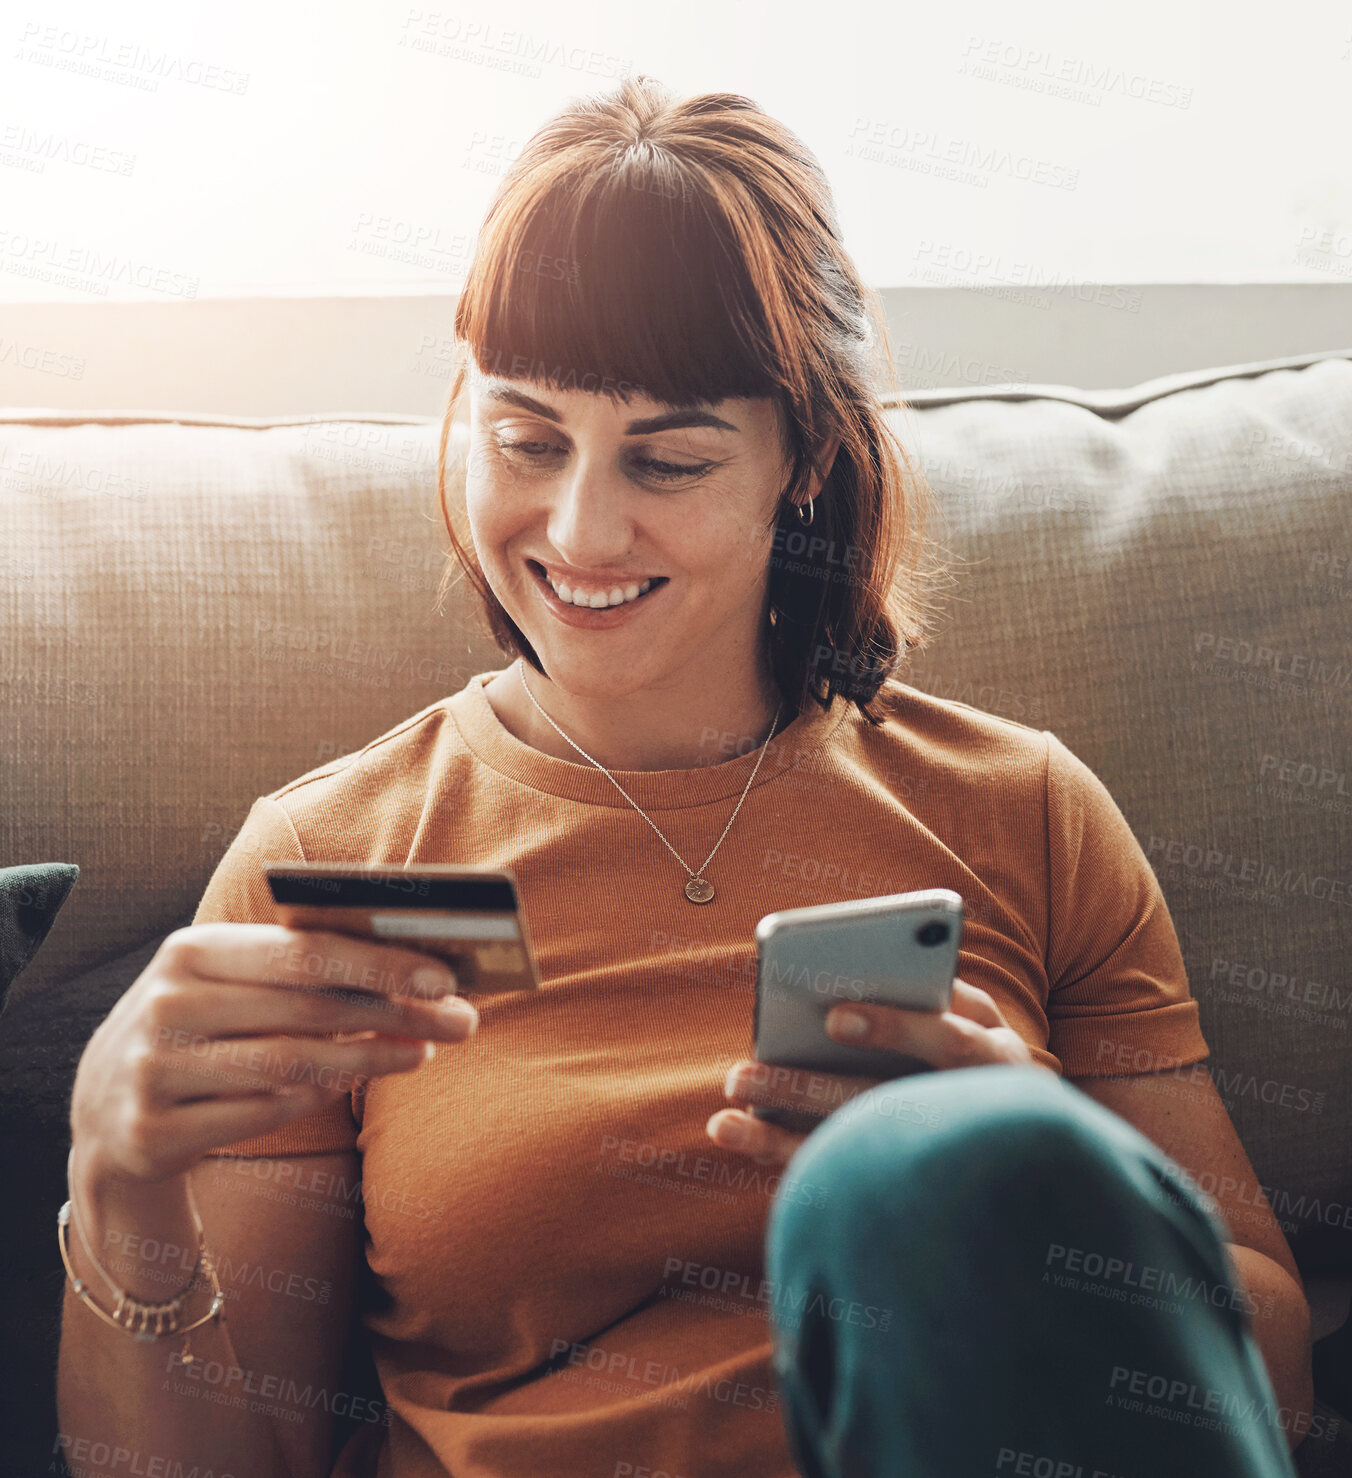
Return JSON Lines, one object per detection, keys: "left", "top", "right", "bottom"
{"left": 264, "top": 862, "right": 539, "bottom": 994}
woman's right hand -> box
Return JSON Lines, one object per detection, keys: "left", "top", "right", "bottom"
{"left": 69, "top": 922, "right": 478, "bottom": 1189}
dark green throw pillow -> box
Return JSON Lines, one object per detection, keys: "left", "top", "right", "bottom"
{"left": 0, "top": 863, "right": 79, "bottom": 1010}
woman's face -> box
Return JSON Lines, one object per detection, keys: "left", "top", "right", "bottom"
{"left": 464, "top": 368, "right": 804, "bottom": 703}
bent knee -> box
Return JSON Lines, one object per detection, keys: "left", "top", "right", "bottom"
{"left": 775, "top": 1064, "right": 1130, "bottom": 1229}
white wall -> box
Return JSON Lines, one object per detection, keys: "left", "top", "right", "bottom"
{"left": 1, "top": 286, "right": 1349, "bottom": 415}
{"left": 1, "top": 0, "right": 1349, "bottom": 305}
{"left": 5, "top": 1, "right": 1349, "bottom": 410}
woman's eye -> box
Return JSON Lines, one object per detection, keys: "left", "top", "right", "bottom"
{"left": 489, "top": 437, "right": 713, "bottom": 483}
{"left": 631, "top": 455, "right": 715, "bottom": 483}
{"left": 495, "top": 438, "right": 562, "bottom": 461}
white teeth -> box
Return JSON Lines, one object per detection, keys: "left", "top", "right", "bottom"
{"left": 541, "top": 568, "right": 660, "bottom": 608}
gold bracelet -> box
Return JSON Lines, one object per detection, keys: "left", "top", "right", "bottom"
{"left": 58, "top": 1169, "right": 226, "bottom": 1365}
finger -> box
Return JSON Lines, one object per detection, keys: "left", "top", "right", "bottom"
{"left": 162, "top": 924, "right": 459, "bottom": 1003}
{"left": 706, "top": 1108, "right": 804, "bottom": 1167}
{"left": 146, "top": 1033, "right": 440, "bottom": 1104}
{"left": 949, "top": 977, "right": 1008, "bottom": 1028}
{"left": 723, "top": 1059, "right": 885, "bottom": 1119}
{"left": 144, "top": 978, "right": 478, "bottom": 1049}
{"left": 824, "top": 999, "right": 1017, "bottom": 1070}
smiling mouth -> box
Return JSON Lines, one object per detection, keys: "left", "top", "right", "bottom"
{"left": 527, "top": 560, "right": 669, "bottom": 610}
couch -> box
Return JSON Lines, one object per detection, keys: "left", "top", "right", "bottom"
{"left": 3, "top": 346, "right": 1350, "bottom": 1474}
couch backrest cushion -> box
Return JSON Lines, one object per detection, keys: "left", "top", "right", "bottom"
{"left": 897, "top": 351, "right": 1352, "bottom": 1270}
{"left": 1, "top": 412, "right": 503, "bottom": 986}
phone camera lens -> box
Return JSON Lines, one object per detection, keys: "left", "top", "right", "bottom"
{"left": 916, "top": 921, "right": 950, "bottom": 947}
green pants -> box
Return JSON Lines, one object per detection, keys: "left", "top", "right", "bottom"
{"left": 765, "top": 1064, "right": 1299, "bottom": 1478}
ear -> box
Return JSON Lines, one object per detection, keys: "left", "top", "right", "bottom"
{"left": 806, "top": 432, "right": 842, "bottom": 500}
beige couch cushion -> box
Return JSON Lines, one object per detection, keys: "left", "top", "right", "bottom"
{"left": 2, "top": 349, "right": 1349, "bottom": 1278}
{"left": 900, "top": 350, "right": 1352, "bottom": 1273}
{"left": 2, "top": 411, "right": 503, "bottom": 983}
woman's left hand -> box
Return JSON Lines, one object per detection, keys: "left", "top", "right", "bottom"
{"left": 706, "top": 977, "right": 1046, "bottom": 1168}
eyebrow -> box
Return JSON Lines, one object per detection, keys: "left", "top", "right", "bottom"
{"left": 480, "top": 382, "right": 740, "bottom": 435}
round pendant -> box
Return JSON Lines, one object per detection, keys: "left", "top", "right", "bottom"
{"left": 684, "top": 876, "right": 715, "bottom": 904}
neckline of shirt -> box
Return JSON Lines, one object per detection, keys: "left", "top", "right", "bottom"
{"left": 447, "top": 669, "right": 855, "bottom": 812}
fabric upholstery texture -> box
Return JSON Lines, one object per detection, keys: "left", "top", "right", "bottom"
{"left": 896, "top": 353, "right": 1352, "bottom": 1277}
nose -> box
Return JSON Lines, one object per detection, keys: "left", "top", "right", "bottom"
{"left": 545, "top": 454, "right": 635, "bottom": 567}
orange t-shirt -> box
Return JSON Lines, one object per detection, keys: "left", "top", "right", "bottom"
{"left": 195, "top": 670, "right": 1209, "bottom": 1478}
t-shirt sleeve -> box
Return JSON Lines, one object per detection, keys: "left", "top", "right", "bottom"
{"left": 192, "top": 795, "right": 361, "bottom": 1158}
{"left": 1041, "top": 731, "right": 1211, "bottom": 1078}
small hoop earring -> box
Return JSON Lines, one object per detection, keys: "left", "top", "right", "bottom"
{"left": 795, "top": 497, "right": 814, "bottom": 526}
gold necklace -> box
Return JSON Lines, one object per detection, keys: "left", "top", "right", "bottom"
{"left": 516, "top": 659, "right": 783, "bottom": 905}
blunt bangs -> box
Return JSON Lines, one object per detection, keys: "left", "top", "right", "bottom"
{"left": 454, "top": 166, "right": 786, "bottom": 414}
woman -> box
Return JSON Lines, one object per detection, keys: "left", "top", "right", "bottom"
{"left": 58, "top": 76, "right": 1311, "bottom": 1478}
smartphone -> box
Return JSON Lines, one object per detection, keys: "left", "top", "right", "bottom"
{"left": 264, "top": 862, "right": 540, "bottom": 995}
{"left": 750, "top": 889, "right": 964, "bottom": 1129}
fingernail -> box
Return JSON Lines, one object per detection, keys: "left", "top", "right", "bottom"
{"left": 411, "top": 966, "right": 455, "bottom": 999}
{"left": 830, "top": 1009, "right": 870, "bottom": 1041}
{"left": 438, "top": 998, "right": 478, "bottom": 1031}
{"left": 715, "top": 1115, "right": 748, "bottom": 1149}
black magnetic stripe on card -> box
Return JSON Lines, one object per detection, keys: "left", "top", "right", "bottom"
{"left": 267, "top": 872, "right": 517, "bottom": 912}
